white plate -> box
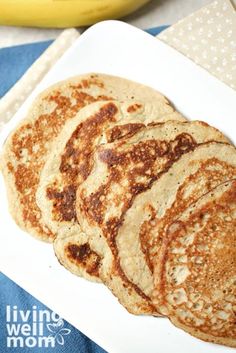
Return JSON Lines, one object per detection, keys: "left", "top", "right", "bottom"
{"left": 0, "top": 21, "right": 235, "bottom": 353}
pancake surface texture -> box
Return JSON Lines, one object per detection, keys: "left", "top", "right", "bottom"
{"left": 153, "top": 180, "right": 236, "bottom": 347}
{"left": 37, "top": 99, "right": 184, "bottom": 281}
{"left": 76, "top": 122, "right": 229, "bottom": 314}
{"left": 1, "top": 73, "right": 182, "bottom": 242}
{"left": 37, "top": 100, "right": 183, "bottom": 238}
{"left": 115, "top": 142, "right": 236, "bottom": 310}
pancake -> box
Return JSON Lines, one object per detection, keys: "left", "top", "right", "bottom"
{"left": 1, "top": 73, "right": 181, "bottom": 242}
{"left": 37, "top": 100, "right": 183, "bottom": 238}
{"left": 37, "top": 100, "right": 184, "bottom": 281}
{"left": 76, "top": 122, "right": 229, "bottom": 314}
{"left": 115, "top": 142, "right": 236, "bottom": 313}
{"left": 152, "top": 180, "right": 236, "bottom": 347}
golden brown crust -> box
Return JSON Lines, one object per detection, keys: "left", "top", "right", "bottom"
{"left": 79, "top": 131, "right": 198, "bottom": 311}
{"left": 153, "top": 180, "right": 236, "bottom": 346}
{"left": 65, "top": 243, "right": 101, "bottom": 278}
{"left": 80, "top": 132, "right": 197, "bottom": 226}
{"left": 105, "top": 123, "right": 145, "bottom": 142}
{"left": 141, "top": 157, "right": 236, "bottom": 273}
{"left": 1, "top": 75, "right": 113, "bottom": 241}
{"left": 2, "top": 73, "right": 176, "bottom": 242}
{"left": 46, "top": 102, "right": 118, "bottom": 224}
{"left": 38, "top": 107, "right": 185, "bottom": 239}
{"left": 77, "top": 123, "right": 230, "bottom": 315}
{"left": 34, "top": 100, "right": 186, "bottom": 283}
{"left": 113, "top": 142, "right": 236, "bottom": 319}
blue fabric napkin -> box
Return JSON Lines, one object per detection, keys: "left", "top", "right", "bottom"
{"left": 0, "top": 25, "right": 166, "bottom": 353}
{"left": 0, "top": 273, "right": 104, "bottom": 353}
{"left": 0, "top": 40, "right": 53, "bottom": 98}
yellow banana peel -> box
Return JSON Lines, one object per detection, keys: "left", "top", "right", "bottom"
{"left": 0, "top": 0, "right": 150, "bottom": 28}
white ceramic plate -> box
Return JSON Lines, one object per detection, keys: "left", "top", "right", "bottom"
{"left": 0, "top": 21, "right": 236, "bottom": 353}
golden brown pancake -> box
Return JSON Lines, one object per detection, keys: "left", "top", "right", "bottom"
{"left": 114, "top": 142, "right": 236, "bottom": 314}
{"left": 1, "top": 73, "right": 181, "bottom": 242}
{"left": 153, "top": 180, "right": 236, "bottom": 347}
{"left": 37, "top": 100, "right": 184, "bottom": 281}
{"left": 76, "top": 122, "right": 229, "bottom": 315}
{"left": 37, "top": 101, "right": 183, "bottom": 239}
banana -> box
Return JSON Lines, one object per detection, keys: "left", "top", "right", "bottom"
{"left": 0, "top": 0, "right": 150, "bottom": 28}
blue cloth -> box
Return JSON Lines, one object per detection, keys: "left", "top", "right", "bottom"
{"left": 0, "top": 273, "right": 104, "bottom": 353}
{"left": 0, "top": 40, "right": 53, "bottom": 98}
{"left": 145, "top": 25, "right": 168, "bottom": 36}
{"left": 0, "top": 25, "right": 167, "bottom": 353}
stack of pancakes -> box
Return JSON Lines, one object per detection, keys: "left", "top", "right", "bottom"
{"left": 1, "top": 73, "right": 235, "bottom": 347}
